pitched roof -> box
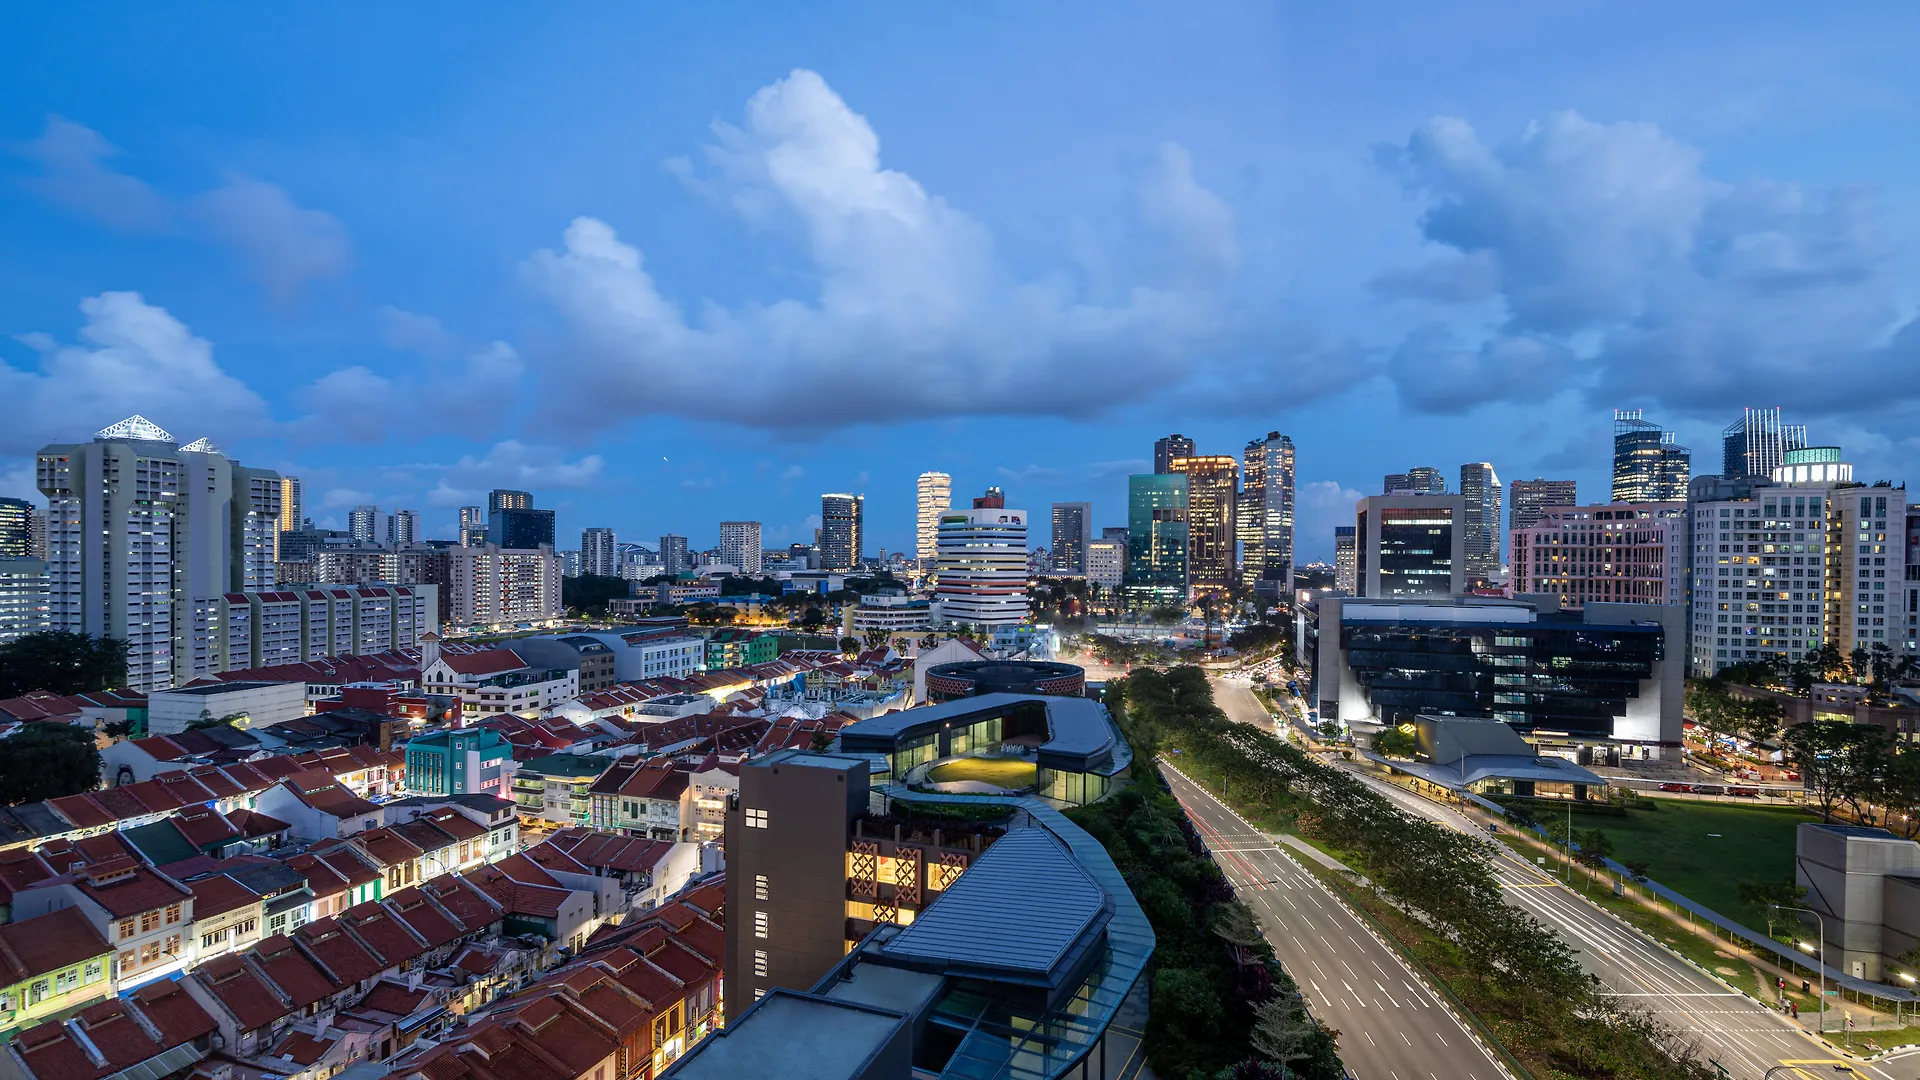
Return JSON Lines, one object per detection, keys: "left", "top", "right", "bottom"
{"left": 293, "top": 917, "right": 388, "bottom": 986}
{"left": 66, "top": 861, "right": 191, "bottom": 918}
{"left": 420, "top": 876, "right": 504, "bottom": 934}
{"left": 187, "top": 873, "right": 260, "bottom": 921}
{"left": 191, "top": 953, "right": 293, "bottom": 1031}
{"left": 250, "top": 935, "right": 338, "bottom": 1007}
{"left": 436, "top": 649, "right": 527, "bottom": 677}
{"left": 0, "top": 907, "right": 110, "bottom": 983}
{"left": 539, "top": 829, "right": 678, "bottom": 874}
{"left": 337, "top": 901, "right": 430, "bottom": 968}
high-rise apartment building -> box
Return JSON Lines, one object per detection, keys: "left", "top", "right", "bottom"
{"left": 1239, "top": 432, "right": 1296, "bottom": 595}
{"left": 349, "top": 505, "right": 380, "bottom": 542}
{"left": 1123, "top": 473, "right": 1189, "bottom": 607}
{"left": 582, "top": 527, "right": 618, "bottom": 577}
{"left": 1459, "top": 462, "right": 1503, "bottom": 583}
{"left": 1384, "top": 467, "right": 1446, "bottom": 496}
{"left": 26, "top": 509, "right": 46, "bottom": 560}
{"left": 1612, "top": 409, "right": 1691, "bottom": 502}
{"left": 1153, "top": 434, "right": 1196, "bottom": 475}
{"left": 659, "top": 534, "right": 691, "bottom": 575}
{"left": 1508, "top": 478, "right": 1577, "bottom": 533}
{"left": 489, "top": 506, "right": 555, "bottom": 549}
{"left": 489, "top": 489, "right": 533, "bottom": 513}
{"left": 820, "top": 493, "right": 864, "bottom": 571}
{"left": 446, "top": 544, "right": 565, "bottom": 630}
{"left": 0, "top": 497, "right": 31, "bottom": 557}
{"left": 36, "top": 416, "right": 280, "bottom": 691}
{"left": 915, "top": 472, "right": 951, "bottom": 566}
{"left": 388, "top": 508, "right": 419, "bottom": 546}
{"left": 1168, "top": 455, "right": 1237, "bottom": 597}
{"left": 458, "top": 506, "right": 487, "bottom": 547}
{"left": 1722, "top": 406, "right": 1807, "bottom": 480}
{"left": 718, "top": 521, "right": 763, "bottom": 575}
{"left": 934, "top": 492, "right": 1030, "bottom": 626}
{"left": 1334, "top": 526, "right": 1357, "bottom": 593}
{"left": 0, "top": 558, "right": 48, "bottom": 644}
{"left": 1086, "top": 536, "right": 1127, "bottom": 589}
{"left": 1354, "top": 495, "right": 1466, "bottom": 598}
{"left": 1049, "top": 502, "right": 1092, "bottom": 577}
{"left": 276, "top": 475, "right": 303, "bottom": 548}
{"left": 1510, "top": 503, "right": 1685, "bottom": 608}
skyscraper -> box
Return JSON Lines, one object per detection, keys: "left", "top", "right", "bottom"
{"left": 37, "top": 416, "right": 281, "bottom": 691}
{"left": 459, "top": 506, "right": 487, "bottom": 547}
{"left": 935, "top": 492, "right": 1030, "bottom": 626}
{"left": 820, "top": 493, "right": 864, "bottom": 571}
{"left": 1153, "top": 434, "right": 1196, "bottom": 475}
{"left": 1383, "top": 468, "right": 1446, "bottom": 495}
{"left": 582, "top": 527, "right": 617, "bottom": 577}
{"left": 1612, "top": 409, "right": 1691, "bottom": 502}
{"left": 718, "top": 521, "right": 763, "bottom": 575}
{"left": 489, "top": 506, "right": 555, "bottom": 549}
{"left": 1333, "top": 526, "right": 1357, "bottom": 594}
{"left": 1354, "top": 494, "right": 1466, "bottom": 598}
{"left": 1239, "top": 432, "right": 1296, "bottom": 594}
{"left": 388, "top": 509, "right": 419, "bottom": 546}
{"left": 0, "top": 558, "right": 47, "bottom": 644}
{"left": 1507, "top": 478, "right": 1577, "bottom": 533}
{"left": 489, "top": 489, "right": 533, "bottom": 513}
{"left": 1721, "top": 407, "right": 1807, "bottom": 480}
{"left": 0, "top": 497, "right": 30, "bottom": 558}
{"left": 1123, "top": 473, "right": 1189, "bottom": 607}
{"left": 660, "top": 534, "right": 691, "bottom": 575}
{"left": 1049, "top": 502, "right": 1092, "bottom": 577}
{"left": 349, "top": 505, "right": 380, "bottom": 542}
{"left": 1459, "top": 462, "right": 1503, "bottom": 583}
{"left": 915, "top": 472, "right": 952, "bottom": 565}
{"left": 276, "top": 476, "right": 302, "bottom": 559}
{"left": 1168, "top": 455, "right": 1237, "bottom": 596}
{"left": 26, "top": 509, "right": 45, "bottom": 560}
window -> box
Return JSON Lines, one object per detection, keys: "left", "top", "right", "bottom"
{"left": 140, "top": 911, "right": 161, "bottom": 933}
{"left": 55, "top": 968, "right": 78, "bottom": 993}
{"left": 164, "top": 903, "right": 182, "bottom": 924}
{"left": 754, "top": 910, "right": 769, "bottom": 939}
{"left": 118, "top": 918, "right": 136, "bottom": 940}
{"left": 754, "top": 874, "right": 769, "bottom": 901}
{"left": 753, "top": 949, "right": 769, "bottom": 977}
{"left": 754, "top": 988, "right": 766, "bottom": 1000}
{"left": 163, "top": 934, "right": 180, "bottom": 956}
{"left": 83, "top": 960, "right": 102, "bottom": 983}
{"left": 29, "top": 980, "right": 48, "bottom": 1005}
{"left": 745, "top": 808, "right": 769, "bottom": 829}
{"left": 139, "top": 942, "right": 161, "bottom": 964}
{"left": 118, "top": 950, "right": 134, "bottom": 972}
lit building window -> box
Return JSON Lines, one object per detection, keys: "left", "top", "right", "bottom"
{"left": 745, "top": 808, "right": 769, "bottom": 829}
{"left": 753, "top": 949, "right": 769, "bottom": 977}
{"left": 754, "top": 874, "right": 769, "bottom": 901}
{"left": 754, "top": 910, "right": 769, "bottom": 939}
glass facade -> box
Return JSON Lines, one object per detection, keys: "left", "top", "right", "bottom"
{"left": 1122, "top": 473, "right": 1188, "bottom": 606}
{"left": 1338, "top": 620, "right": 1663, "bottom": 737}
{"left": 1376, "top": 508, "right": 1455, "bottom": 596}
{"left": 1611, "top": 409, "right": 1691, "bottom": 502}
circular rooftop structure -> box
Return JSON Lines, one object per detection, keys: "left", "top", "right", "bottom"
{"left": 925, "top": 660, "right": 1085, "bottom": 703}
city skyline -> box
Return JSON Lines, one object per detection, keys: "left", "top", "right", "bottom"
{"left": 5, "top": 7, "right": 1917, "bottom": 560}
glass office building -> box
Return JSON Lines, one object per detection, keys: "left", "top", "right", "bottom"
{"left": 1122, "top": 473, "right": 1188, "bottom": 607}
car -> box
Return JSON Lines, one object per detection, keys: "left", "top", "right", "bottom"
{"left": 1660, "top": 782, "right": 1692, "bottom": 792}
{"left": 1690, "top": 784, "right": 1726, "bottom": 796}
{"left": 1728, "top": 786, "right": 1760, "bottom": 797}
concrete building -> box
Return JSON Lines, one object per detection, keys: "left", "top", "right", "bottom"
{"left": 572, "top": 630, "right": 704, "bottom": 682}
{"left": 1239, "top": 431, "right": 1296, "bottom": 595}
{"left": 581, "top": 527, "right": 617, "bottom": 577}
{"left": 37, "top": 416, "right": 281, "bottom": 692}
{"left": 1510, "top": 503, "right": 1685, "bottom": 609}
{"left": 1354, "top": 494, "right": 1466, "bottom": 598}
{"left": 488, "top": 506, "right": 555, "bottom": 550}
{"left": 1122, "top": 473, "right": 1188, "bottom": 607}
{"left": 1085, "top": 537, "right": 1126, "bottom": 590}
{"left": 659, "top": 534, "right": 691, "bottom": 576}
{"left": 915, "top": 472, "right": 951, "bottom": 567}
{"left": 1310, "top": 594, "right": 1684, "bottom": 758}
{"left": 388, "top": 509, "right": 419, "bottom": 546}
{"left": 1152, "top": 433, "right": 1194, "bottom": 475}
{"left": 1333, "top": 526, "right": 1356, "bottom": 594}
{"left": 718, "top": 521, "right": 763, "bottom": 576}
{"left": 1459, "top": 462, "right": 1503, "bottom": 584}
{"left": 1384, "top": 467, "right": 1446, "bottom": 495}
{"left": 1723, "top": 406, "right": 1808, "bottom": 480}
{"left": 0, "top": 496, "right": 31, "bottom": 557}
{"left": 845, "top": 591, "right": 933, "bottom": 639}
{"left": 1167, "top": 455, "right": 1236, "bottom": 597}
{"left": 1508, "top": 478, "right": 1578, "bottom": 534}
{"left": 821, "top": 494, "right": 864, "bottom": 571}
{"left": 405, "top": 728, "right": 516, "bottom": 799}
{"left": 349, "top": 505, "right": 380, "bottom": 542}
{"left": 0, "top": 557, "right": 49, "bottom": 643}
{"left": 1796, "top": 824, "right": 1920, "bottom": 983}
{"left": 1612, "top": 409, "right": 1691, "bottom": 503}
{"left": 1048, "top": 502, "right": 1092, "bottom": 577}
{"left": 202, "top": 584, "right": 437, "bottom": 673}
{"left": 26, "top": 509, "right": 46, "bottom": 561}
{"left": 933, "top": 491, "right": 1029, "bottom": 628}
{"left": 458, "top": 505, "right": 486, "bottom": 547}
{"left": 445, "top": 544, "right": 564, "bottom": 630}
{"left": 148, "top": 679, "right": 309, "bottom": 735}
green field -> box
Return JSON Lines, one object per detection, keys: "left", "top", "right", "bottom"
{"left": 1564, "top": 798, "right": 1817, "bottom": 922}
{"left": 924, "top": 757, "right": 1037, "bottom": 788}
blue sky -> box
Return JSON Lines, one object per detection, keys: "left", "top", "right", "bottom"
{"left": 4, "top": 2, "right": 1917, "bottom": 560}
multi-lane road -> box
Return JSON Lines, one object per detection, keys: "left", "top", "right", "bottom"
{"left": 1206, "top": 676, "right": 1907, "bottom": 1080}
{"left": 1161, "top": 759, "right": 1512, "bottom": 1080}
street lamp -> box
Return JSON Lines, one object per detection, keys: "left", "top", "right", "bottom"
{"left": 1772, "top": 903, "right": 1832, "bottom": 1033}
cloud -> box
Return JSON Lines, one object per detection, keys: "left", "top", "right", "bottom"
{"left": 1379, "top": 110, "right": 1917, "bottom": 419}
{"left": 780, "top": 464, "right": 804, "bottom": 481}
{"left": 288, "top": 331, "right": 523, "bottom": 444}
{"left": 417, "top": 441, "right": 606, "bottom": 508}
{"left": 522, "top": 69, "right": 1353, "bottom": 433}
{"left": 1388, "top": 325, "right": 1578, "bottom": 413}
{"left": 994, "top": 458, "right": 1149, "bottom": 488}
{"left": 1295, "top": 480, "right": 1364, "bottom": 561}
{"left": 15, "top": 117, "right": 350, "bottom": 302}
{"left": 0, "top": 292, "right": 269, "bottom": 456}
{"left": 16, "top": 116, "right": 170, "bottom": 230}
{"left": 320, "top": 487, "right": 375, "bottom": 510}
{"left": 381, "top": 307, "right": 459, "bottom": 356}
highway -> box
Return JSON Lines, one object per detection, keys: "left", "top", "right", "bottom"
{"left": 1160, "top": 759, "right": 1512, "bottom": 1080}
{"left": 1209, "top": 676, "right": 1907, "bottom": 1080}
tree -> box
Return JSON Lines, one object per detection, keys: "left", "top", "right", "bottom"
{"left": 1573, "top": 829, "right": 1614, "bottom": 890}
{"left": 560, "top": 574, "right": 632, "bottom": 617}
{"left": 1878, "top": 746, "right": 1920, "bottom": 837}
{"left": 1371, "top": 727, "right": 1417, "bottom": 759}
{"left": 860, "top": 626, "right": 891, "bottom": 654}
{"left": 1737, "top": 880, "right": 1805, "bottom": 937}
{"left": 1685, "top": 679, "right": 1743, "bottom": 745}
{"left": 808, "top": 729, "right": 834, "bottom": 752}
{"left": 0, "top": 723, "right": 102, "bottom": 805}
{"left": 1248, "top": 993, "right": 1324, "bottom": 1071}
{"left": 837, "top": 636, "right": 860, "bottom": 658}
{"left": 1783, "top": 720, "right": 1892, "bottom": 823}
{"left": 0, "top": 631, "right": 130, "bottom": 698}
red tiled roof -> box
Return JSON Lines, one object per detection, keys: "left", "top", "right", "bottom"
{"left": 191, "top": 953, "right": 293, "bottom": 1031}
{"left": 383, "top": 888, "right": 465, "bottom": 949}
{"left": 269, "top": 1030, "right": 338, "bottom": 1067}
{"left": 188, "top": 873, "right": 259, "bottom": 921}
{"left": 420, "top": 876, "right": 503, "bottom": 933}
{"left": 44, "top": 792, "right": 114, "bottom": 829}
{"left": 129, "top": 978, "right": 218, "bottom": 1044}
{"left": 0, "top": 907, "right": 110, "bottom": 983}
{"left": 436, "top": 649, "right": 527, "bottom": 677}
{"left": 252, "top": 935, "right": 338, "bottom": 1006}
{"left": 350, "top": 826, "right": 425, "bottom": 868}
{"left": 294, "top": 917, "right": 388, "bottom": 986}
{"left": 348, "top": 979, "right": 433, "bottom": 1020}
{"left": 541, "top": 829, "right": 677, "bottom": 874}
{"left": 337, "top": 901, "right": 429, "bottom": 968}
{"left": 226, "top": 807, "right": 291, "bottom": 838}
{"left": 69, "top": 861, "right": 191, "bottom": 918}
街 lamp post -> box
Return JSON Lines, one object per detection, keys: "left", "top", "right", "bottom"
{"left": 1772, "top": 903, "right": 1831, "bottom": 1033}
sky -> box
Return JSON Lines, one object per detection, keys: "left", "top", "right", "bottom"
{"left": 3, "top": 2, "right": 1918, "bottom": 562}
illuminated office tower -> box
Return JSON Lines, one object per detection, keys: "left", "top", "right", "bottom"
{"left": 1721, "top": 406, "right": 1807, "bottom": 480}
{"left": 821, "top": 493, "right": 865, "bottom": 571}
{"left": 1122, "top": 473, "right": 1189, "bottom": 607}
{"left": 1612, "top": 409, "right": 1691, "bottom": 502}
{"left": 1153, "top": 434, "right": 1195, "bottom": 475}
{"left": 1459, "top": 462, "right": 1503, "bottom": 583}
{"left": 1239, "top": 432, "right": 1295, "bottom": 594}
{"left": 916, "top": 472, "right": 952, "bottom": 565}
{"left": 1168, "top": 455, "right": 1237, "bottom": 596}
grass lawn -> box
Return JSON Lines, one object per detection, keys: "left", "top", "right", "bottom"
{"left": 924, "top": 757, "right": 1037, "bottom": 788}
{"left": 1564, "top": 797, "right": 1817, "bottom": 920}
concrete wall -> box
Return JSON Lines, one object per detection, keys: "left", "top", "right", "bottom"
{"left": 1796, "top": 823, "right": 1920, "bottom": 981}
{"left": 149, "top": 681, "right": 307, "bottom": 735}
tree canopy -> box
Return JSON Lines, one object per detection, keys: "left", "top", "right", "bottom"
{"left": 561, "top": 574, "right": 632, "bottom": 616}
{"left": 0, "top": 631, "right": 130, "bottom": 699}
{"left": 0, "top": 722, "right": 102, "bottom": 805}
